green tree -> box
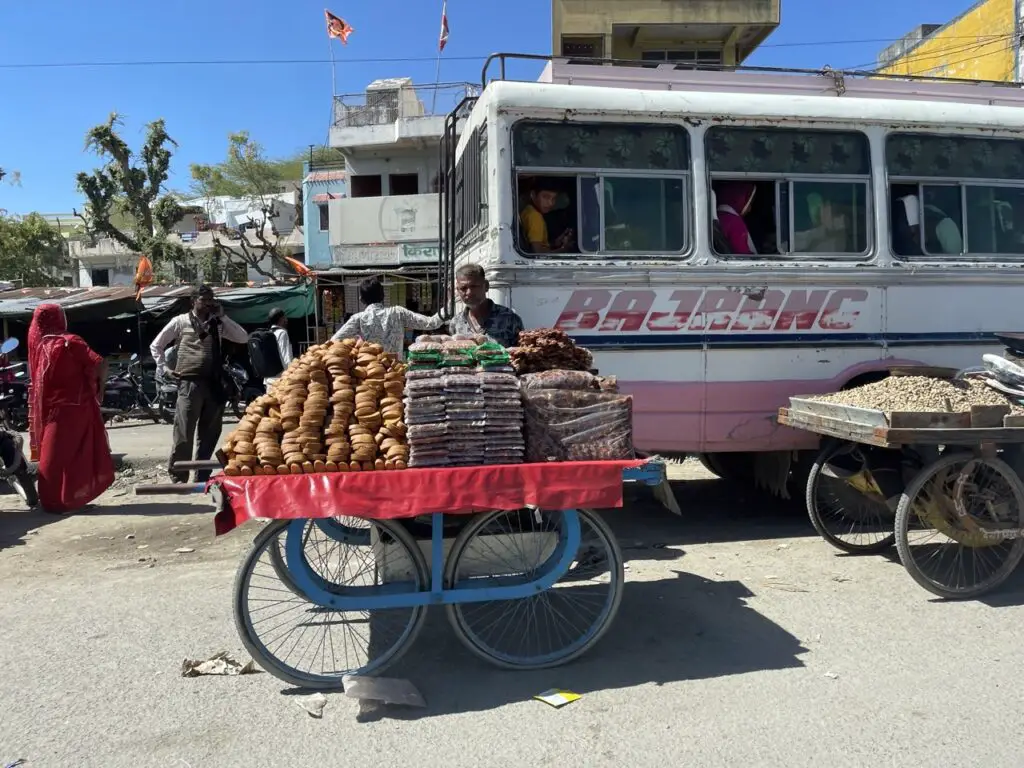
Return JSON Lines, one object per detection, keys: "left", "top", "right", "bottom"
{"left": 190, "top": 132, "right": 305, "bottom": 279}
{"left": 74, "top": 113, "right": 188, "bottom": 267}
{"left": 0, "top": 212, "right": 67, "bottom": 286}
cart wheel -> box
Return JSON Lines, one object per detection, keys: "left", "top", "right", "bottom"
{"left": 895, "top": 453, "right": 1024, "bottom": 600}
{"left": 444, "top": 508, "right": 624, "bottom": 670}
{"left": 268, "top": 517, "right": 374, "bottom": 598}
{"left": 234, "top": 519, "right": 429, "bottom": 689}
{"left": 806, "top": 440, "right": 898, "bottom": 554}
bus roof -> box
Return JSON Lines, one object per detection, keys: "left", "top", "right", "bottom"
{"left": 535, "top": 58, "right": 1024, "bottom": 108}
{"left": 476, "top": 78, "right": 1024, "bottom": 134}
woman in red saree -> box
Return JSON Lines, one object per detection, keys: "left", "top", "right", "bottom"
{"left": 28, "top": 303, "right": 114, "bottom": 513}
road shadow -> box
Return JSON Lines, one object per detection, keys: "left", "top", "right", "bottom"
{"left": 614, "top": 479, "right": 813, "bottom": 554}
{"left": 0, "top": 507, "right": 61, "bottom": 551}
{"left": 975, "top": 565, "right": 1024, "bottom": 607}
{"left": 282, "top": 571, "right": 808, "bottom": 720}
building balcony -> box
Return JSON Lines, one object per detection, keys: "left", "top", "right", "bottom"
{"left": 330, "top": 79, "right": 478, "bottom": 151}
{"left": 553, "top": 0, "right": 780, "bottom": 65}
{"left": 327, "top": 193, "right": 438, "bottom": 247}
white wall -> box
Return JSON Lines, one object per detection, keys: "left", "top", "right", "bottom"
{"left": 344, "top": 147, "right": 441, "bottom": 195}
{"left": 329, "top": 193, "right": 439, "bottom": 246}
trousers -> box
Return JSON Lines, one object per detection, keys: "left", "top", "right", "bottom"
{"left": 169, "top": 378, "right": 224, "bottom": 483}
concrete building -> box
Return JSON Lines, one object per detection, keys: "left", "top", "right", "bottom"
{"left": 301, "top": 165, "right": 347, "bottom": 269}
{"left": 319, "top": 76, "right": 476, "bottom": 330}
{"left": 877, "top": 0, "right": 1022, "bottom": 81}
{"left": 69, "top": 191, "right": 304, "bottom": 287}
{"left": 325, "top": 77, "right": 475, "bottom": 273}
{"left": 552, "top": 0, "right": 780, "bottom": 67}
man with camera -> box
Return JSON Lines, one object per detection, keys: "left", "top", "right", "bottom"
{"left": 150, "top": 285, "right": 248, "bottom": 483}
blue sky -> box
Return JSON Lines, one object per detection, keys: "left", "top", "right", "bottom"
{"left": 0, "top": 0, "right": 971, "bottom": 215}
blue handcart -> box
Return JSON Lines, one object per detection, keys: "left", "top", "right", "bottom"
{"left": 138, "top": 461, "right": 665, "bottom": 690}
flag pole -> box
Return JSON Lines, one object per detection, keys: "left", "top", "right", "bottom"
{"left": 431, "top": 0, "right": 446, "bottom": 113}
{"left": 431, "top": 53, "right": 442, "bottom": 113}
{"left": 328, "top": 35, "right": 337, "bottom": 96}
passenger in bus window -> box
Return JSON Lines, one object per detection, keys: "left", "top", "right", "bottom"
{"left": 713, "top": 182, "right": 757, "bottom": 254}
{"left": 710, "top": 191, "right": 734, "bottom": 254}
{"left": 519, "top": 179, "right": 575, "bottom": 253}
{"left": 792, "top": 192, "right": 849, "bottom": 253}
{"left": 893, "top": 193, "right": 962, "bottom": 255}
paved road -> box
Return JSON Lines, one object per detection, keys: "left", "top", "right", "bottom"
{"left": 2, "top": 423, "right": 1023, "bottom": 767}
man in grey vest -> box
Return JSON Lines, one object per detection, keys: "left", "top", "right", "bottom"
{"left": 150, "top": 285, "right": 248, "bottom": 482}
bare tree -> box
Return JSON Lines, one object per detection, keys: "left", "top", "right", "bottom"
{"left": 191, "top": 132, "right": 303, "bottom": 280}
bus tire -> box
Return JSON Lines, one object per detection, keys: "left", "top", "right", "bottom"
{"left": 697, "top": 452, "right": 755, "bottom": 483}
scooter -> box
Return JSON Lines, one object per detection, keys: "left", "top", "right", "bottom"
{"left": 0, "top": 338, "right": 37, "bottom": 507}
{"left": 102, "top": 353, "right": 161, "bottom": 424}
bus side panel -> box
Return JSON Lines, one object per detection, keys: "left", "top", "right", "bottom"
{"left": 511, "top": 286, "right": 705, "bottom": 452}
{"left": 701, "top": 284, "right": 885, "bottom": 453}
{"left": 884, "top": 281, "right": 1014, "bottom": 371}
{"left": 513, "top": 282, "right": 897, "bottom": 455}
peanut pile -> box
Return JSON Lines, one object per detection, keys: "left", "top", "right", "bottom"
{"left": 805, "top": 375, "right": 1024, "bottom": 414}
{"left": 221, "top": 339, "right": 408, "bottom": 475}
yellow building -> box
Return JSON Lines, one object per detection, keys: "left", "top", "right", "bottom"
{"left": 552, "top": 0, "right": 781, "bottom": 67}
{"left": 876, "top": 0, "right": 1019, "bottom": 81}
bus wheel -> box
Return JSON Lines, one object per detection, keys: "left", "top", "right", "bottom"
{"left": 697, "top": 452, "right": 755, "bottom": 483}
{"left": 699, "top": 451, "right": 810, "bottom": 501}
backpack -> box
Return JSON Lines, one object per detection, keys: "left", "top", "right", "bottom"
{"left": 247, "top": 328, "right": 284, "bottom": 379}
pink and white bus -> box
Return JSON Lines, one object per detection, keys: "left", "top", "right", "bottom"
{"left": 440, "top": 59, "right": 1024, "bottom": 495}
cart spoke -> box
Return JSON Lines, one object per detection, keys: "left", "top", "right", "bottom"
{"left": 235, "top": 520, "right": 427, "bottom": 688}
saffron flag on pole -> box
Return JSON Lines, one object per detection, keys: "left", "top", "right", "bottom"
{"left": 438, "top": 0, "right": 449, "bottom": 52}
{"left": 325, "top": 9, "right": 353, "bottom": 44}
{"left": 133, "top": 255, "right": 153, "bottom": 302}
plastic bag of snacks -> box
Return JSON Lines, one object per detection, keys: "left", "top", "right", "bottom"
{"left": 522, "top": 388, "right": 634, "bottom": 462}
{"left": 520, "top": 370, "right": 602, "bottom": 392}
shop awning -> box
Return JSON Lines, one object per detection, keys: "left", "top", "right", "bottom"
{"left": 0, "top": 282, "right": 314, "bottom": 324}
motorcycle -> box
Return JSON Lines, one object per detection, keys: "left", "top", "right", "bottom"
{"left": 223, "top": 359, "right": 263, "bottom": 419}
{"left": 0, "top": 369, "right": 29, "bottom": 432}
{"left": 102, "top": 353, "right": 161, "bottom": 424}
{"left": 155, "top": 369, "right": 178, "bottom": 423}
{"left": 0, "top": 338, "right": 37, "bottom": 507}
{"left": 156, "top": 356, "right": 261, "bottom": 423}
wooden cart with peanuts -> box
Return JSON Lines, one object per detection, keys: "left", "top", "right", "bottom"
{"left": 779, "top": 361, "right": 1024, "bottom": 600}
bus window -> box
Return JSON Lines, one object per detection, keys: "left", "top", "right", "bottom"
{"left": 706, "top": 126, "right": 871, "bottom": 259}
{"left": 890, "top": 183, "right": 963, "bottom": 257}
{"left": 887, "top": 133, "right": 1024, "bottom": 257}
{"left": 512, "top": 120, "right": 690, "bottom": 256}
{"left": 966, "top": 186, "right": 1024, "bottom": 255}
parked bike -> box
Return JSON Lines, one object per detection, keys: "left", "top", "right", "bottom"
{"left": 223, "top": 359, "right": 263, "bottom": 419}
{"left": 0, "top": 338, "right": 37, "bottom": 507}
{"left": 102, "top": 353, "right": 161, "bottom": 424}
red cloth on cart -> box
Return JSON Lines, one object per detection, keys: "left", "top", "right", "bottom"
{"left": 212, "top": 460, "right": 645, "bottom": 535}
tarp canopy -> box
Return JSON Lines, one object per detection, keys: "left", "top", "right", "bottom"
{"left": 0, "top": 282, "right": 314, "bottom": 324}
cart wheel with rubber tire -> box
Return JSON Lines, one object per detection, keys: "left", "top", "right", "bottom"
{"left": 443, "top": 507, "right": 624, "bottom": 670}
{"left": 805, "top": 439, "right": 899, "bottom": 554}
{"left": 895, "top": 452, "right": 1024, "bottom": 600}
{"left": 233, "top": 518, "right": 429, "bottom": 689}
{"left": 267, "top": 516, "right": 375, "bottom": 598}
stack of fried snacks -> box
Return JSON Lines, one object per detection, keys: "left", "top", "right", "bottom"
{"left": 221, "top": 339, "right": 408, "bottom": 475}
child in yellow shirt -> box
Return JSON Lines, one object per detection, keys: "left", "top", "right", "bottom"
{"left": 519, "top": 183, "right": 574, "bottom": 253}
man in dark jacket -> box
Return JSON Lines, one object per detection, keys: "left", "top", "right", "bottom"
{"left": 150, "top": 285, "right": 248, "bottom": 482}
